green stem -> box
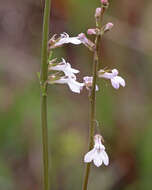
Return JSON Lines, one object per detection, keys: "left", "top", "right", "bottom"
{"left": 40, "top": 0, "right": 51, "bottom": 190}
{"left": 82, "top": 35, "right": 101, "bottom": 190}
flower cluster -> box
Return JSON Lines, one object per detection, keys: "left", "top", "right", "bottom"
{"left": 48, "top": 57, "right": 125, "bottom": 93}
{"left": 48, "top": 58, "right": 84, "bottom": 93}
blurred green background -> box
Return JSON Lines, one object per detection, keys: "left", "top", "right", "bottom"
{"left": 0, "top": 0, "right": 152, "bottom": 189}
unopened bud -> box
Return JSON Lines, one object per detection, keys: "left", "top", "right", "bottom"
{"left": 104, "top": 22, "right": 114, "bottom": 32}
{"left": 95, "top": 7, "right": 102, "bottom": 18}
{"left": 101, "top": 0, "right": 109, "bottom": 7}
{"left": 83, "top": 76, "right": 93, "bottom": 90}
{"left": 101, "top": 0, "right": 108, "bottom": 4}
{"left": 87, "top": 29, "right": 96, "bottom": 35}
{"left": 87, "top": 28, "right": 100, "bottom": 35}
{"left": 83, "top": 76, "right": 99, "bottom": 91}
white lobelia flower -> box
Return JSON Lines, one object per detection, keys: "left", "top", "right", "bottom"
{"left": 83, "top": 76, "right": 99, "bottom": 91}
{"left": 48, "top": 76, "right": 84, "bottom": 94}
{"left": 49, "top": 58, "right": 79, "bottom": 78}
{"left": 54, "top": 32, "right": 82, "bottom": 47}
{"left": 98, "top": 69, "right": 125, "bottom": 89}
{"left": 84, "top": 134, "right": 109, "bottom": 167}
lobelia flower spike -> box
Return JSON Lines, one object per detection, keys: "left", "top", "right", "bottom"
{"left": 48, "top": 32, "right": 82, "bottom": 49}
{"left": 98, "top": 69, "right": 126, "bottom": 89}
{"left": 84, "top": 134, "right": 109, "bottom": 167}
{"left": 48, "top": 75, "right": 84, "bottom": 94}
{"left": 49, "top": 58, "right": 79, "bottom": 78}
{"left": 83, "top": 76, "right": 99, "bottom": 91}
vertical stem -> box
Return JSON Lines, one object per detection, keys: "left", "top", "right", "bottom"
{"left": 82, "top": 35, "right": 101, "bottom": 190}
{"left": 40, "top": 0, "right": 51, "bottom": 190}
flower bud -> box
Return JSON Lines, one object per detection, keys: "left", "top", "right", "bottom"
{"left": 83, "top": 76, "right": 99, "bottom": 91}
{"left": 87, "top": 28, "right": 100, "bottom": 35}
{"left": 103, "top": 22, "right": 114, "bottom": 32}
{"left": 83, "top": 76, "right": 93, "bottom": 90}
{"left": 95, "top": 7, "right": 102, "bottom": 18}
{"left": 101, "top": 0, "right": 108, "bottom": 4}
{"left": 87, "top": 29, "right": 96, "bottom": 35}
{"left": 101, "top": 0, "right": 109, "bottom": 7}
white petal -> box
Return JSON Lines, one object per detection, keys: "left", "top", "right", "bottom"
{"left": 50, "top": 65, "right": 66, "bottom": 71}
{"left": 98, "top": 69, "right": 118, "bottom": 79}
{"left": 68, "top": 37, "right": 82, "bottom": 45}
{"left": 67, "top": 78, "right": 84, "bottom": 93}
{"left": 112, "top": 69, "right": 119, "bottom": 76}
{"left": 94, "top": 135, "right": 105, "bottom": 150}
{"left": 115, "top": 76, "right": 125, "bottom": 87}
{"left": 54, "top": 78, "right": 68, "bottom": 84}
{"left": 56, "top": 36, "right": 81, "bottom": 46}
{"left": 61, "top": 58, "right": 67, "bottom": 64}
{"left": 61, "top": 32, "right": 69, "bottom": 38}
{"left": 69, "top": 68, "right": 79, "bottom": 74}
{"left": 111, "top": 78, "right": 120, "bottom": 89}
{"left": 101, "top": 150, "right": 109, "bottom": 166}
{"left": 66, "top": 63, "right": 79, "bottom": 74}
{"left": 93, "top": 151, "right": 103, "bottom": 167}
{"left": 96, "top": 85, "right": 99, "bottom": 91}
{"left": 51, "top": 59, "right": 80, "bottom": 78}
{"left": 99, "top": 72, "right": 116, "bottom": 79}
{"left": 55, "top": 39, "right": 67, "bottom": 46}
{"left": 68, "top": 83, "right": 81, "bottom": 93}
{"left": 84, "top": 149, "right": 95, "bottom": 163}
{"left": 94, "top": 143, "right": 105, "bottom": 150}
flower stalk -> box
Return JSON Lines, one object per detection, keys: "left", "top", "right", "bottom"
{"left": 40, "top": 0, "right": 51, "bottom": 190}
{"left": 82, "top": 33, "right": 101, "bottom": 190}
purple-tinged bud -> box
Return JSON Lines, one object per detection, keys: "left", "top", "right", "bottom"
{"left": 87, "top": 29, "right": 96, "bottom": 35}
{"left": 104, "top": 22, "right": 114, "bottom": 32}
{"left": 101, "top": 0, "right": 109, "bottom": 9}
{"left": 87, "top": 28, "right": 100, "bottom": 35}
{"left": 83, "top": 76, "right": 99, "bottom": 91}
{"left": 101, "top": 0, "right": 109, "bottom": 6}
{"left": 95, "top": 7, "right": 102, "bottom": 18}
{"left": 101, "top": 0, "right": 108, "bottom": 4}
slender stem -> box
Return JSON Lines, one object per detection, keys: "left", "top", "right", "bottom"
{"left": 82, "top": 35, "right": 101, "bottom": 190}
{"left": 40, "top": 0, "right": 51, "bottom": 190}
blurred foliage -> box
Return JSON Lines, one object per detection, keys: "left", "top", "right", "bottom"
{"left": 0, "top": 0, "right": 152, "bottom": 189}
